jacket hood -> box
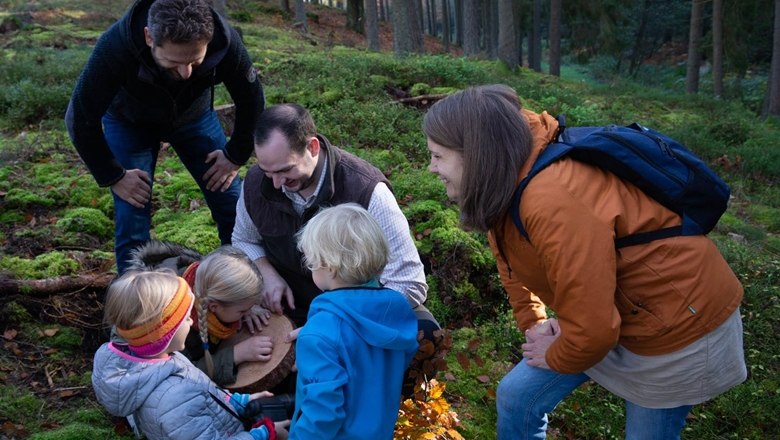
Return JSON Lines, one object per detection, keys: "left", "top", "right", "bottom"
{"left": 118, "top": 0, "right": 231, "bottom": 75}
{"left": 307, "top": 287, "right": 418, "bottom": 351}
{"left": 518, "top": 109, "right": 560, "bottom": 182}
{"left": 92, "top": 343, "right": 179, "bottom": 417}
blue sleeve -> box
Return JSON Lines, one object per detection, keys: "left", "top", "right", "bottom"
{"left": 290, "top": 332, "right": 348, "bottom": 439}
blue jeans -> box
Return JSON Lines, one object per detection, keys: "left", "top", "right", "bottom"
{"left": 103, "top": 110, "right": 241, "bottom": 274}
{"left": 496, "top": 359, "right": 693, "bottom": 440}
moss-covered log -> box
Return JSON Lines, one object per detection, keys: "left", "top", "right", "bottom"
{"left": 0, "top": 274, "right": 113, "bottom": 296}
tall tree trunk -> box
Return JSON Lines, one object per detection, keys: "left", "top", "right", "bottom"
{"left": 294, "top": 0, "right": 307, "bottom": 32}
{"left": 365, "top": 0, "right": 380, "bottom": 50}
{"left": 769, "top": 0, "right": 780, "bottom": 116}
{"left": 490, "top": 0, "right": 500, "bottom": 59}
{"left": 498, "top": 0, "right": 518, "bottom": 69}
{"left": 429, "top": 0, "right": 437, "bottom": 37}
{"left": 530, "top": 0, "right": 542, "bottom": 71}
{"left": 712, "top": 0, "right": 724, "bottom": 98}
{"left": 455, "top": 0, "right": 463, "bottom": 46}
{"left": 442, "top": 0, "right": 451, "bottom": 51}
{"left": 346, "top": 0, "right": 364, "bottom": 33}
{"left": 685, "top": 0, "right": 704, "bottom": 94}
{"left": 514, "top": 0, "right": 522, "bottom": 66}
{"left": 379, "top": 0, "right": 387, "bottom": 21}
{"left": 391, "top": 0, "right": 425, "bottom": 56}
{"left": 279, "top": 0, "right": 289, "bottom": 14}
{"left": 416, "top": 0, "right": 425, "bottom": 38}
{"left": 462, "top": 0, "right": 480, "bottom": 56}
{"left": 548, "top": 0, "right": 561, "bottom": 76}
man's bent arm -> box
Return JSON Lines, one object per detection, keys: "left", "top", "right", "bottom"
{"left": 368, "top": 183, "right": 428, "bottom": 308}
{"left": 231, "top": 186, "right": 266, "bottom": 260}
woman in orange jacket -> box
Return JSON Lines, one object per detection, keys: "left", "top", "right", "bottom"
{"left": 423, "top": 84, "right": 746, "bottom": 440}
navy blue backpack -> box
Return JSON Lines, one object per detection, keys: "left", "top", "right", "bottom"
{"left": 510, "top": 116, "right": 730, "bottom": 248}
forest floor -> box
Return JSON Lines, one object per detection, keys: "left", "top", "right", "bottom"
{"left": 0, "top": 3, "right": 456, "bottom": 438}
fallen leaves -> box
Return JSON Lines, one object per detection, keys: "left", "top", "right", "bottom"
{"left": 3, "top": 328, "right": 17, "bottom": 340}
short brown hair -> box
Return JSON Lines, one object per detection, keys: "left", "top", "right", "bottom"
{"left": 422, "top": 84, "right": 533, "bottom": 231}
{"left": 147, "top": 0, "right": 214, "bottom": 45}
{"left": 254, "top": 103, "right": 317, "bottom": 154}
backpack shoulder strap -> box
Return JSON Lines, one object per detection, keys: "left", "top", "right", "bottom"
{"left": 510, "top": 141, "right": 573, "bottom": 244}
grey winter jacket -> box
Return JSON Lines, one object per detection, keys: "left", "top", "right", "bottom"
{"left": 92, "top": 342, "right": 254, "bottom": 440}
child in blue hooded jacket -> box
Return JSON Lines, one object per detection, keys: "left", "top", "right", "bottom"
{"left": 290, "top": 203, "right": 419, "bottom": 439}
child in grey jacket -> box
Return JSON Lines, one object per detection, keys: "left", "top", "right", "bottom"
{"left": 92, "top": 270, "right": 288, "bottom": 440}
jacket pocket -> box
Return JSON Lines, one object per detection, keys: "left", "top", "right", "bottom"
{"left": 614, "top": 286, "right": 671, "bottom": 338}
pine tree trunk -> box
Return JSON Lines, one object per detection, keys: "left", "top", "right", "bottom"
{"left": 365, "top": 0, "right": 380, "bottom": 50}
{"left": 462, "top": 0, "right": 480, "bottom": 56}
{"left": 685, "top": 0, "right": 704, "bottom": 94}
{"left": 498, "top": 0, "right": 518, "bottom": 69}
{"left": 294, "top": 0, "right": 307, "bottom": 32}
{"left": 346, "top": 0, "right": 364, "bottom": 33}
{"left": 549, "top": 0, "right": 561, "bottom": 76}
{"left": 530, "top": 0, "right": 542, "bottom": 71}
{"left": 455, "top": 0, "right": 463, "bottom": 46}
{"left": 391, "top": 0, "right": 425, "bottom": 56}
{"left": 769, "top": 0, "right": 780, "bottom": 115}
{"left": 442, "top": 0, "right": 451, "bottom": 51}
{"left": 712, "top": 0, "right": 724, "bottom": 98}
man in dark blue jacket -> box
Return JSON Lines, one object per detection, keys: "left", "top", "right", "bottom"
{"left": 66, "top": 0, "right": 264, "bottom": 274}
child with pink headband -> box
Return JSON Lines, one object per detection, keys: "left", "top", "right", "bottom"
{"left": 92, "top": 270, "right": 289, "bottom": 440}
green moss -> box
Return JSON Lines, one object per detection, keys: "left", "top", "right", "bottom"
{"left": 152, "top": 207, "right": 220, "bottom": 254}
{"left": 2, "top": 301, "right": 33, "bottom": 324}
{"left": 410, "top": 82, "right": 431, "bottom": 96}
{"left": 47, "top": 326, "right": 83, "bottom": 351}
{"left": 0, "top": 251, "right": 80, "bottom": 279}
{"left": 368, "top": 74, "right": 391, "bottom": 87}
{"left": 320, "top": 89, "right": 342, "bottom": 104}
{"left": 715, "top": 212, "right": 767, "bottom": 242}
{"left": 390, "top": 168, "right": 448, "bottom": 203}
{"left": 0, "top": 210, "right": 25, "bottom": 224}
{"left": 430, "top": 86, "right": 457, "bottom": 95}
{"left": 0, "top": 385, "right": 44, "bottom": 422}
{"left": 56, "top": 207, "right": 113, "bottom": 238}
{"left": 67, "top": 174, "right": 111, "bottom": 213}
{"left": 766, "top": 235, "right": 780, "bottom": 254}
{"left": 3, "top": 187, "right": 56, "bottom": 208}
{"left": 157, "top": 171, "right": 202, "bottom": 210}
{"left": 747, "top": 205, "right": 780, "bottom": 233}
{"left": 28, "top": 422, "right": 119, "bottom": 440}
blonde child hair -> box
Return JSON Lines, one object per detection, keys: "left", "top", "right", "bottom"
{"left": 192, "top": 246, "right": 264, "bottom": 377}
{"left": 297, "top": 203, "right": 389, "bottom": 285}
{"left": 105, "top": 270, "right": 192, "bottom": 357}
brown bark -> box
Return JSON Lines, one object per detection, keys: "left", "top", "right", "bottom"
{"left": 712, "top": 0, "right": 724, "bottom": 98}
{"left": 685, "top": 0, "right": 704, "bottom": 94}
{"left": 498, "top": 0, "right": 518, "bottom": 70}
{"left": 768, "top": 0, "right": 780, "bottom": 116}
{"left": 549, "top": 0, "right": 561, "bottom": 76}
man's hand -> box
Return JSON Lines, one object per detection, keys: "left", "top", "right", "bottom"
{"left": 110, "top": 169, "right": 151, "bottom": 208}
{"left": 522, "top": 318, "right": 560, "bottom": 369}
{"left": 234, "top": 335, "right": 274, "bottom": 364}
{"left": 203, "top": 150, "right": 240, "bottom": 192}
{"left": 255, "top": 259, "right": 295, "bottom": 315}
{"left": 241, "top": 304, "right": 272, "bottom": 334}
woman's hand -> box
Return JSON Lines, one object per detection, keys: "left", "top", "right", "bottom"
{"left": 522, "top": 318, "right": 560, "bottom": 369}
{"left": 234, "top": 335, "right": 273, "bottom": 364}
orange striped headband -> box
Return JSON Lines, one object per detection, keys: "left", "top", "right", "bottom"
{"left": 116, "top": 277, "right": 193, "bottom": 357}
